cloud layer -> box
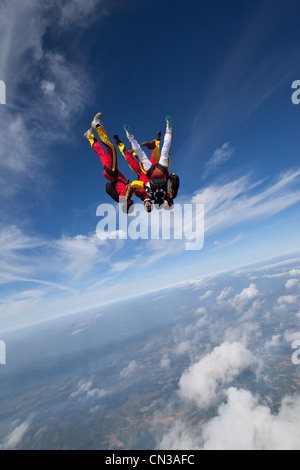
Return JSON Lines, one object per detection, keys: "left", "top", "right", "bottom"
{"left": 157, "top": 257, "right": 300, "bottom": 450}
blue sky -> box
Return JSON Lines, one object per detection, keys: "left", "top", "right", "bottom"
{"left": 0, "top": 0, "right": 300, "bottom": 331}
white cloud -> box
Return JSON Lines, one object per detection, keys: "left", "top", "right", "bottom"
{"left": 0, "top": 226, "right": 126, "bottom": 328}
{"left": 235, "top": 258, "right": 300, "bottom": 276}
{"left": 0, "top": 420, "right": 31, "bottom": 450}
{"left": 53, "top": 233, "right": 110, "bottom": 279}
{"left": 0, "top": 0, "right": 112, "bottom": 202}
{"left": 203, "top": 142, "right": 234, "bottom": 177}
{"left": 38, "top": 51, "right": 88, "bottom": 125}
{"left": 283, "top": 330, "right": 300, "bottom": 345}
{"left": 232, "top": 283, "right": 258, "bottom": 310}
{"left": 212, "top": 233, "right": 243, "bottom": 250}
{"left": 192, "top": 170, "right": 300, "bottom": 236}
{"left": 70, "top": 379, "right": 107, "bottom": 399}
{"left": 290, "top": 269, "right": 300, "bottom": 277}
{"left": 159, "top": 389, "right": 300, "bottom": 450}
{"left": 110, "top": 259, "right": 137, "bottom": 274}
{"left": 54, "top": 0, "right": 113, "bottom": 29}
{"left": 216, "top": 286, "right": 234, "bottom": 301}
{"left": 120, "top": 360, "right": 138, "bottom": 379}
{"left": 285, "top": 279, "right": 299, "bottom": 290}
{"left": 175, "top": 341, "right": 194, "bottom": 357}
{"left": 160, "top": 355, "right": 171, "bottom": 369}
{"left": 159, "top": 420, "right": 201, "bottom": 450}
{"left": 194, "top": 306, "right": 206, "bottom": 315}
{"left": 0, "top": 226, "right": 110, "bottom": 285}
{"left": 179, "top": 341, "right": 255, "bottom": 409}
{"left": 264, "top": 334, "right": 281, "bottom": 350}
{"left": 277, "top": 294, "right": 298, "bottom": 305}
{"left": 223, "top": 321, "right": 261, "bottom": 346}
{"left": 0, "top": 225, "right": 45, "bottom": 282}
{"left": 199, "top": 290, "right": 213, "bottom": 300}
{"left": 201, "top": 388, "right": 300, "bottom": 450}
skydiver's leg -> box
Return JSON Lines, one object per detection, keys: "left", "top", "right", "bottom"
{"left": 159, "top": 117, "right": 173, "bottom": 169}
{"left": 113, "top": 134, "right": 142, "bottom": 176}
{"left": 84, "top": 114, "right": 116, "bottom": 173}
{"left": 124, "top": 126, "right": 152, "bottom": 172}
{"left": 95, "top": 124, "right": 117, "bottom": 173}
{"left": 84, "top": 132, "right": 110, "bottom": 169}
{"left": 152, "top": 134, "right": 161, "bottom": 164}
{"left": 142, "top": 131, "right": 161, "bottom": 164}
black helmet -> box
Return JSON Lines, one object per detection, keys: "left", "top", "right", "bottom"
{"left": 153, "top": 187, "right": 166, "bottom": 205}
{"left": 150, "top": 178, "right": 167, "bottom": 206}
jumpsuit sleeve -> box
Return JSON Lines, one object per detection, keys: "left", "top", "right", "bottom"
{"left": 125, "top": 180, "right": 146, "bottom": 200}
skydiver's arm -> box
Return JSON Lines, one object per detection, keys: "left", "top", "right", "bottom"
{"left": 125, "top": 180, "right": 146, "bottom": 200}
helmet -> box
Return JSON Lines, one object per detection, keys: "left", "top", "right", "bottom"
{"left": 149, "top": 178, "right": 167, "bottom": 206}
{"left": 153, "top": 187, "right": 166, "bottom": 205}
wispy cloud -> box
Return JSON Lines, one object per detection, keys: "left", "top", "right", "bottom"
{"left": 55, "top": 0, "right": 114, "bottom": 29}
{"left": 120, "top": 360, "right": 138, "bottom": 378}
{"left": 192, "top": 168, "right": 300, "bottom": 236}
{"left": 0, "top": 224, "right": 114, "bottom": 286}
{"left": 234, "top": 257, "right": 300, "bottom": 276}
{"left": 0, "top": 419, "right": 31, "bottom": 450}
{"left": 70, "top": 379, "right": 108, "bottom": 400}
{"left": 212, "top": 233, "right": 243, "bottom": 251}
{"left": 0, "top": 0, "right": 113, "bottom": 203}
{"left": 203, "top": 142, "right": 234, "bottom": 178}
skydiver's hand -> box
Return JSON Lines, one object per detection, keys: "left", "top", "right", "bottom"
{"left": 164, "top": 199, "right": 174, "bottom": 210}
{"left": 122, "top": 199, "right": 134, "bottom": 214}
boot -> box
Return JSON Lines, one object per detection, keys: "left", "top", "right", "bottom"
{"left": 83, "top": 128, "right": 93, "bottom": 138}
{"left": 166, "top": 116, "right": 172, "bottom": 129}
{"left": 91, "top": 112, "right": 103, "bottom": 129}
{"left": 113, "top": 134, "right": 122, "bottom": 145}
{"left": 141, "top": 140, "right": 156, "bottom": 149}
{"left": 124, "top": 124, "right": 133, "bottom": 137}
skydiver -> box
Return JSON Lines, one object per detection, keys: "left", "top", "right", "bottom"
{"left": 84, "top": 112, "right": 137, "bottom": 213}
{"left": 123, "top": 116, "right": 179, "bottom": 208}
{"left": 112, "top": 131, "right": 162, "bottom": 213}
